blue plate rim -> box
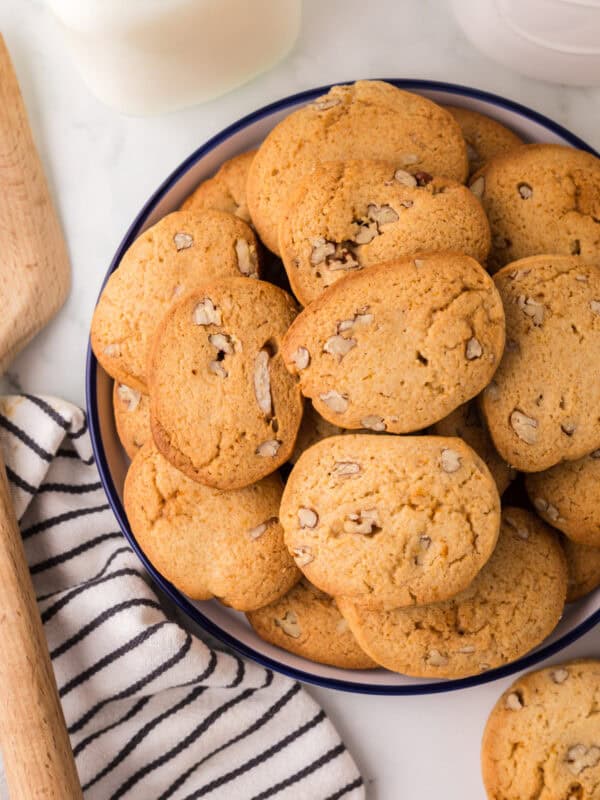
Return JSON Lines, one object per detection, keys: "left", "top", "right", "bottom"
{"left": 86, "top": 78, "right": 600, "bottom": 695}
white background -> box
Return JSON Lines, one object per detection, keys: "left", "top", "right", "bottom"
{"left": 1, "top": 1, "right": 599, "bottom": 797}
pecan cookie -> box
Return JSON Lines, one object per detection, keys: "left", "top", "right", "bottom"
{"left": 124, "top": 442, "right": 299, "bottom": 609}
{"left": 526, "top": 450, "right": 600, "bottom": 547}
{"left": 280, "top": 434, "right": 500, "bottom": 610}
{"left": 433, "top": 400, "right": 516, "bottom": 494}
{"left": 446, "top": 106, "right": 523, "bottom": 176}
{"left": 482, "top": 660, "right": 600, "bottom": 800}
{"left": 149, "top": 278, "right": 303, "bottom": 489}
{"left": 481, "top": 255, "right": 600, "bottom": 472}
{"left": 282, "top": 253, "right": 505, "bottom": 433}
{"left": 247, "top": 578, "right": 377, "bottom": 670}
{"left": 278, "top": 159, "right": 491, "bottom": 305}
{"left": 91, "top": 210, "right": 260, "bottom": 392}
{"left": 180, "top": 150, "right": 256, "bottom": 223}
{"left": 337, "top": 508, "right": 567, "bottom": 677}
{"left": 469, "top": 144, "right": 600, "bottom": 272}
{"left": 247, "top": 80, "right": 468, "bottom": 253}
{"left": 113, "top": 382, "right": 151, "bottom": 459}
{"left": 561, "top": 537, "right": 600, "bottom": 602}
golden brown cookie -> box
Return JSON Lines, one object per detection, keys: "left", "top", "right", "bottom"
{"left": 469, "top": 144, "right": 600, "bottom": 272}
{"left": 180, "top": 150, "right": 256, "bottom": 223}
{"left": 247, "top": 578, "right": 377, "bottom": 669}
{"left": 149, "top": 278, "right": 303, "bottom": 490}
{"left": 113, "top": 382, "right": 151, "bottom": 459}
{"left": 446, "top": 106, "right": 523, "bottom": 176}
{"left": 278, "top": 159, "right": 491, "bottom": 305}
{"left": 481, "top": 255, "right": 600, "bottom": 472}
{"left": 561, "top": 537, "right": 600, "bottom": 602}
{"left": 247, "top": 80, "right": 468, "bottom": 253}
{"left": 282, "top": 253, "right": 505, "bottom": 433}
{"left": 433, "top": 400, "right": 516, "bottom": 494}
{"left": 482, "top": 660, "right": 600, "bottom": 800}
{"left": 338, "top": 508, "right": 567, "bottom": 678}
{"left": 91, "top": 210, "right": 260, "bottom": 392}
{"left": 124, "top": 442, "right": 299, "bottom": 610}
{"left": 280, "top": 434, "right": 500, "bottom": 610}
{"left": 526, "top": 450, "right": 600, "bottom": 547}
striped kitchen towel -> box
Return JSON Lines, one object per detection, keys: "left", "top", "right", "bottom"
{"left": 0, "top": 395, "right": 365, "bottom": 800}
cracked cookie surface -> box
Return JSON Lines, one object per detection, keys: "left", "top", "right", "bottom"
{"left": 526, "top": 451, "right": 600, "bottom": 547}
{"left": 247, "top": 80, "right": 468, "bottom": 254}
{"left": 446, "top": 106, "right": 523, "bottom": 177}
{"left": 481, "top": 255, "right": 600, "bottom": 472}
{"left": 282, "top": 253, "right": 505, "bottom": 433}
{"left": 278, "top": 159, "right": 491, "bottom": 305}
{"left": 280, "top": 434, "right": 501, "bottom": 610}
{"left": 337, "top": 508, "right": 567, "bottom": 677}
{"left": 149, "top": 277, "right": 303, "bottom": 489}
{"left": 482, "top": 660, "right": 600, "bottom": 800}
{"left": 91, "top": 210, "right": 261, "bottom": 392}
{"left": 180, "top": 150, "right": 256, "bottom": 223}
{"left": 124, "top": 442, "right": 299, "bottom": 609}
{"left": 433, "top": 400, "right": 516, "bottom": 494}
{"left": 113, "top": 382, "right": 151, "bottom": 459}
{"left": 247, "top": 578, "right": 377, "bottom": 669}
{"left": 468, "top": 143, "right": 600, "bottom": 272}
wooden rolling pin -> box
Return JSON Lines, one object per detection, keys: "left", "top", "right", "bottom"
{"left": 0, "top": 35, "right": 81, "bottom": 799}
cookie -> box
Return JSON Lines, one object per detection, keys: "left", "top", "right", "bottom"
{"left": 180, "top": 150, "right": 256, "bottom": 223}
{"left": 247, "top": 80, "right": 468, "bottom": 253}
{"left": 562, "top": 537, "right": 600, "bottom": 602}
{"left": 282, "top": 253, "right": 505, "bottom": 433}
{"left": 446, "top": 106, "right": 523, "bottom": 176}
{"left": 280, "top": 434, "right": 500, "bottom": 610}
{"left": 247, "top": 578, "right": 377, "bottom": 669}
{"left": 149, "top": 277, "right": 303, "bottom": 489}
{"left": 525, "top": 450, "right": 600, "bottom": 547}
{"left": 469, "top": 143, "right": 600, "bottom": 272}
{"left": 124, "top": 442, "right": 299, "bottom": 610}
{"left": 113, "top": 382, "right": 151, "bottom": 459}
{"left": 482, "top": 660, "right": 600, "bottom": 800}
{"left": 433, "top": 401, "right": 516, "bottom": 494}
{"left": 481, "top": 255, "right": 600, "bottom": 472}
{"left": 337, "top": 508, "right": 567, "bottom": 677}
{"left": 91, "top": 209, "right": 260, "bottom": 392}
{"left": 277, "top": 159, "right": 491, "bottom": 305}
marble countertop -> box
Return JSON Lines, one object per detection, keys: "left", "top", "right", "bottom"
{"left": 1, "top": 1, "right": 599, "bottom": 797}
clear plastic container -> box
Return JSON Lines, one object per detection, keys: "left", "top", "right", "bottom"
{"left": 46, "top": 0, "right": 302, "bottom": 115}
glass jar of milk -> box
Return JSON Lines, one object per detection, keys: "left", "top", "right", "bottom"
{"left": 46, "top": 0, "right": 302, "bottom": 114}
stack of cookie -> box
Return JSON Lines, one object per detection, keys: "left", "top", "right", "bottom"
{"left": 91, "top": 80, "right": 600, "bottom": 678}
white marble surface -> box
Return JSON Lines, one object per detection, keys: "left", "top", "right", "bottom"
{"left": 1, "top": 1, "right": 599, "bottom": 798}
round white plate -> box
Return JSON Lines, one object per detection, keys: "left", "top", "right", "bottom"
{"left": 87, "top": 80, "right": 600, "bottom": 694}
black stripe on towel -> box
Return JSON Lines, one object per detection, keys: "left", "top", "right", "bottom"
{"left": 72, "top": 696, "right": 151, "bottom": 758}
{"left": 250, "top": 743, "right": 346, "bottom": 800}
{"left": 6, "top": 465, "right": 37, "bottom": 494}
{"left": 111, "top": 688, "right": 258, "bottom": 800}
{"left": 50, "top": 598, "right": 163, "bottom": 659}
{"left": 325, "top": 777, "right": 365, "bottom": 800}
{"left": 24, "top": 394, "right": 70, "bottom": 430}
{"left": 158, "top": 682, "right": 301, "bottom": 800}
{"left": 38, "top": 480, "right": 103, "bottom": 494}
{"left": 68, "top": 632, "right": 192, "bottom": 735}
{"left": 30, "top": 532, "right": 123, "bottom": 575}
{"left": 37, "top": 545, "right": 132, "bottom": 603}
{"left": 68, "top": 417, "right": 88, "bottom": 440}
{"left": 0, "top": 412, "right": 53, "bottom": 461}
{"left": 83, "top": 685, "right": 208, "bottom": 792}
{"left": 57, "top": 447, "right": 95, "bottom": 466}
{"left": 23, "top": 503, "right": 110, "bottom": 539}
{"left": 183, "top": 709, "right": 327, "bottom": 800}
{"left": 59, "top": 620, "right": 169, "bottom": 698}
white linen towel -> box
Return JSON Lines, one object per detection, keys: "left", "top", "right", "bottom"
{"left": 0, "top": 394, "right": 365, "bottom": 800}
